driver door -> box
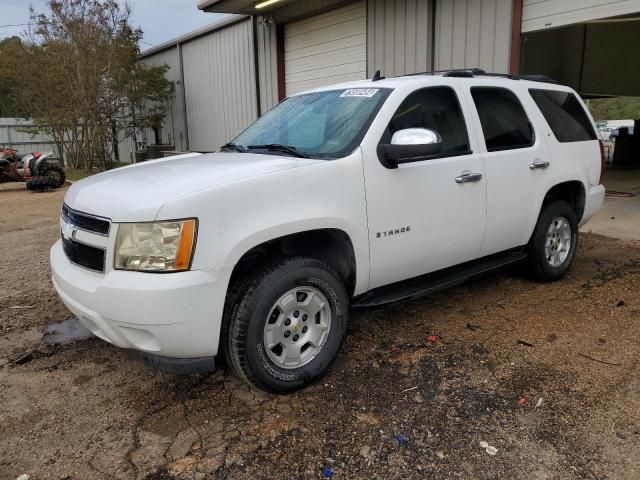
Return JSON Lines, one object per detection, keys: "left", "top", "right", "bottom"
{"left": 362, "top": 85, "right": 487, "bottom": 289}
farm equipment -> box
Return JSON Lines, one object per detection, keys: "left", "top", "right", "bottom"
{"left": 0, "top": 147, "right": 66, "bottom": 191}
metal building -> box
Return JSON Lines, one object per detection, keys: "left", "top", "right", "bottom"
{"left": 137, "top": 0, "right": 640, "bottom": 157}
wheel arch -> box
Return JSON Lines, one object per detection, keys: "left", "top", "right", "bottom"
{"left": 541, "top": 180, "right": 586, "bottom": 222}
{"left": 227, "top": 228, "right": 359, "bottom": 299}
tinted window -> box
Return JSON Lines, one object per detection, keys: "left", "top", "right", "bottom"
{"left": 382, "top": 87, "right": 470, "bottom": 156}
{"left": 471, "top": 87, "right": 534, "bottom": 151}
{"left": 529, "top": 89, "right": 597, "bottom": 142}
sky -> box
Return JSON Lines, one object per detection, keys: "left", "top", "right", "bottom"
{"left": 0, "top": 0, "right": 227, "bottom": 50}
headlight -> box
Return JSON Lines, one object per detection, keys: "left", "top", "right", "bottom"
{"left": 114, "top": 219, "right": 197, "bottom": 272}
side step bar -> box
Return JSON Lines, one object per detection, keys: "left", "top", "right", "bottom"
{"left": 352, "top": 250, "right": 528, "bottom": 308}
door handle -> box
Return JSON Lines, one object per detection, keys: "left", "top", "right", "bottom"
{"left": 455, "top": 171, "right": 483, "bottom": 183}
{"left": 529, "top": 160, "right": 550, "bottom": 170}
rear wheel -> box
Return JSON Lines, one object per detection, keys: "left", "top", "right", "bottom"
{"left": 527, "top": 200, "right": 578, "bottom": 282}
{"left": 224, "top": 257, "right": 349, "bottom": 392}
{"left": 39, "top": 163, "right": 65, "bottom": 187}
{"left": 26, "top": 176, "right": 58, "bottom": 192}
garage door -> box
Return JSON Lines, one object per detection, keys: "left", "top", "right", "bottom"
{"left": 284, "top": 1, "right": 367, "bottom": 95}
{"left": 523, "top": 0, "right": 640, "bottom": 32}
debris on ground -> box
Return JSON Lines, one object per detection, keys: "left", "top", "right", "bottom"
{"left": 322, "top": 466, "right": 334, "bottom": 478}
{"left": 517, "top": 396, "right": 527, "bottom": 406}
{"left": 359, "top": 445, "right": 372, "bottom": 459}
{"left": 517, "top": 340, "right": 535, "bottom": 347}
{"left": 617, "top": 300, "right": 625, "bottom": 307}
{"left": 395, "top": 434, "right": 408, "bottom": 446}
{"left": 535, "top": 397, "right": 544, "bottom": 408}
{"left": 466, "top": 323, "right": 481, "bottom": 331}
{"left": 479, "top": 441, "right": 498, "bottom": 456}
{"left": 401, "top": 386, "right": 418, "bottom": 393}
{"left": 426, "top": 335, "right": 439, "bottom": 343}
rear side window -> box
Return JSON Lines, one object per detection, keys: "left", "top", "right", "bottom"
{"left": 382, "top": 86, "right": 470, "bottom": 156}
{"left": 471, "top": 87, "right": 534, "bottom": 152}
{"left": 529, "top": 89, "right": 597, "bottom": 142}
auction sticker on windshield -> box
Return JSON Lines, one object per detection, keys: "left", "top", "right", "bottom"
{"left": 340, "top": 88, "right": 379, "bottom": 98}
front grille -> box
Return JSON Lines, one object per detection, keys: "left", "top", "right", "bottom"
{"left": 62, "top": 204, "right": 110, "bottom": 235}
{"left": 62, "top": 236, "right": 105, "bottom": 272}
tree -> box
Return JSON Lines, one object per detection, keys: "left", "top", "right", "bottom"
{"left": 0, "top": 37, "right": 26, "bottom": 117}
{"left": 1, "top": 0, "right": 173, "bottom": 171}
{"left": 588, "top": 97, "right": 640, "bottom": 121}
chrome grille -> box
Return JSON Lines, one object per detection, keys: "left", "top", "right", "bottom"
{"left": 61, "top": 204, "right": 110, "bottom": 236}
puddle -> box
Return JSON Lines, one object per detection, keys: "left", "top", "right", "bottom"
{"left": 43, "top": 318, "right": 94, "bottom": 345}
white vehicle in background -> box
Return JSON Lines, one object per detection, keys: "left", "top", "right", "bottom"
{"left": 50, "top": 68, "right": 605, "bottom": 392}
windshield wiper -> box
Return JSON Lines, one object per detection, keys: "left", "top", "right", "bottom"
{"left": 220, "top": 142, "right": 247, "bottom": 153}
{"left": 247, "top": 144, "right": 309, "bottom": 158}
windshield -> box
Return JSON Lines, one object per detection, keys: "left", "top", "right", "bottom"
{"left": 229, "top": 88, "right": 392, "bottom": 159}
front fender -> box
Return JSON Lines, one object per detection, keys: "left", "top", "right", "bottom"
{"left": 156, "top": 150, "right": 372, "bottom": 295}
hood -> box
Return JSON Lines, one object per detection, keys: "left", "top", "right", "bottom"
{"left": 64, "top": 152, "right": 314, "bottom": 222}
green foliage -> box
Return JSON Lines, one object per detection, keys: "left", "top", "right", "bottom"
{"left": 587, "top": 97, "right": 640, "bottom": 121}
{"left": 0, "top": 0, "right": 173, "bottom": 171}
{"left": 0, "top": 37, "right": 26, "bottom": 116}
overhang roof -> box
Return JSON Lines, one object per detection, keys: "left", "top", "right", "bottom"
{"left": 198, "top": 0, "right": 300, "bottom": 15}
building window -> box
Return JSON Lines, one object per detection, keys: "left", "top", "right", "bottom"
{"left": 471, "top": 87, "right": 534, "bottom": 152}
{"left": 529, "top": 89, "right": 597, "bottom": 142}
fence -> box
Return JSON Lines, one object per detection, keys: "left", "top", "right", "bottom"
{"left": 0, "top": 117, "right": 136, "bottom": 164}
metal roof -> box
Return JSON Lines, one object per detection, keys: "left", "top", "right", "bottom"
{"left": 140, "top": 14, "right": 247, "bottom": 58}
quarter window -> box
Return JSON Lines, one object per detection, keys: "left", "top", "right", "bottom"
{"left": 382, "top": 86, "right": 470, "bottom": 156}
{"left": 529, "top": 89, "right": 597, "bottom": 142}
{"left": 471, "top": 87, "right": 534, "bottom": 151}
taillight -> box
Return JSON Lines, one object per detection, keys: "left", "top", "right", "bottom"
{"left": 598, "top": 140, "right": 606, "bottom": 185}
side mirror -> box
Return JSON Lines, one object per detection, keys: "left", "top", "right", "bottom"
{"left": 377, "top": 128, "right": 443, "bottom": 169}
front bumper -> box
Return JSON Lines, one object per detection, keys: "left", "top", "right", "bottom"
{"left": 50, "top": 239, "right": 230, "bottom": 361}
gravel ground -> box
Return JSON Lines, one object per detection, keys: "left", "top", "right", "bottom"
{"left": 1, "top": 185, "right": 639, "bottom": 480}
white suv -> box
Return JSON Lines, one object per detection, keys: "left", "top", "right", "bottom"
{"left": 51, "top": 70, "right": 605, "bottom": 392}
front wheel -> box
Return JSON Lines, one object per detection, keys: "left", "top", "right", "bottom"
{"left": 527, "top": 200, "right": 579, "bottom": 282}
{"left": 224, "top": 257, "right": 349, "bottom": 392}
{"left": 39, "top": 163, "right": 65, "bottom": 188}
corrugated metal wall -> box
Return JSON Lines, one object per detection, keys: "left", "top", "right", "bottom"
{"left": 181, "top": 19, "right": 258, "bottom": 151}
{"left": 367, "top": 0, "right": 434, "bottom": 77}
{"left": 523, "top": 0, "right": 640, "bottom": 33}
{"left": 142, "top": 46, "right": 188, "bottom": 151}
{"left": 0, "top": 118, "right": 65, "bottom": 161}
{"left": 434, "top": 0, "right": 513, "bottom": 73}
{"left": 256, "top": 18, "right": 279, "bottom": 112}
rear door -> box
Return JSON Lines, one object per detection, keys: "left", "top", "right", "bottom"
{"left": 464, "top": 85, "right": 551, "bottom": 256}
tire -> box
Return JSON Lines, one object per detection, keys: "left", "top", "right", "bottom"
{"left": 224, "top": 257, "right": 349, "bottom": 392}
{"left": 39, "top": 163, "right": 65, "bottom": 187}
{"left": 527, "top": 200, "right": 579, "bottom": 282}
{"left": 26, "top": 176, "right": 58, "bottom": 192}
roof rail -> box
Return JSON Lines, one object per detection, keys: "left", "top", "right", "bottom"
{"left": 384, "top": 68, "right": 558, "bottom": 84}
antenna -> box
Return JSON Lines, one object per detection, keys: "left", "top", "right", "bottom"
{"left": 372, "top": 70, "right": 385, "bottom": 82}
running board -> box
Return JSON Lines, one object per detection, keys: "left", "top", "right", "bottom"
{"left": 352, "top": 250, "right": 528, "bottom": 308}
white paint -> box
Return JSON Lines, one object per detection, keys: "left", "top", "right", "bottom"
{"left": 50, "top": 74, "right": 604, "bottom": 360}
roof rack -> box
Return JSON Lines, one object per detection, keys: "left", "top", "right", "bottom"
{"left": 379, "top": 68, "right": 558, "bottom": 84}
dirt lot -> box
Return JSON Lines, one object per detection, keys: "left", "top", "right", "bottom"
{"left": 1, "top": 185, "right": 639, "bottom": 480}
